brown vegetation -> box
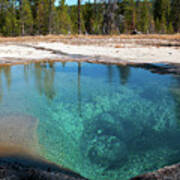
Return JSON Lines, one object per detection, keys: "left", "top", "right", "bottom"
{"left": 0, "top": 34, "right": 180, "bottom": 43}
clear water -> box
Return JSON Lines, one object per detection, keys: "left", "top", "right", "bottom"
{"left": 0, "top": 62, "right": 180, "bottom": 179}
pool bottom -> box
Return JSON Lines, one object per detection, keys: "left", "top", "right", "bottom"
{"left": 38, "top": 85, "right": 180, "bottom": 180}
{"left": 0, "top": 62, "right": 180, "bottom": 180}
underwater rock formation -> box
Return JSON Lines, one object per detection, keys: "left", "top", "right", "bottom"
{"left": 39, "top": 80, "right": 179, "bottom": 179}
{"left": 81, "top": 113, "right": 128, "bottom": 168}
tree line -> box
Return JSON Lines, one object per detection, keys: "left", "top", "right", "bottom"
{"left": 0, "top": 0, "right": 179, "bottom": 36}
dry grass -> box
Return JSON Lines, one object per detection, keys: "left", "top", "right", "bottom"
{"left": 0, "top": 34, "right": 179, "bottom": 48}
{"left": 0, "top": 34, "right": 180, "bottom": 43}
{"left": 114, "top": 45, "right": 123, "bottom": 48}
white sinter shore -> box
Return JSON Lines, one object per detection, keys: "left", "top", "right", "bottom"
{"left": 0, "top": 41, "right": 180, "bottom": 64}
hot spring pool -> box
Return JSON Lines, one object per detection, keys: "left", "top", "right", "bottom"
{"left": 0, "top": 62, "right": 180, "bottom": 179}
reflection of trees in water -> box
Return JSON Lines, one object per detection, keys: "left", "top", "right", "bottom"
{"left": 0, "top": 66, "right": 12, "bottom": 102}
{"left": 107, "top": 65, "right": 113, "bottom": 83}
{"left": 24, "top": 64, "right": 33, "bottom": 83}
{"left": 77, "top": 63, "right": 82, "bottom": 117}
{"left": 24, "top": 62, "right": 56, "bottom": 100}
{"left": 34, "top": 63, "right": 43, "bottom": 96}
{"left": 23, "top": 62, "right": 81, "bottom": 103}
{"left": 3, "top": 66, "right": 12, "bottom": 89}
{"left": 0, "top": 68, "right": 3, "bottom": 102}
{"left": 117, "top": 65, "right": 130, "bottom": 85}
{"left": 44, "top": 62, "right": 56, "bottom": 100}
{"left": 62, "top": 62, "right": 66, "bottom": 68}
{"left": 34, "top": 62, "right": 56, "bottom": 100}
{"left": 107, "top": 65, "right": 131, "bottom": 85}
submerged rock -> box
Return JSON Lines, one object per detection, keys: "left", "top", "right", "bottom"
{"left": 87, "top": 135, "right": 127, "bottom": 167}
{"left": 81, "top": 113, "right": 128, "bottom": 168}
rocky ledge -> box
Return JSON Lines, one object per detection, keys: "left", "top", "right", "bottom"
{"left": 0, "top": 156, "right": 87, "bottom": 180}
{"left": 131, "top": 163, "right": 180, "bottom": 180}
{"left": 0, "top": 160, "right": 180, "bottom": 180}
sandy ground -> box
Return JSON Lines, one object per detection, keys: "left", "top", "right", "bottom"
{"left": 0, "top": 35, "right": 180, "bottom": 65}
{"left": 0, "top": 113, "right": 39, "bottom": 153}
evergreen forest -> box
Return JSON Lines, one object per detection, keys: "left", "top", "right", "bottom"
{"left": 0, "top": 0, "right": 179, "bottom": 36}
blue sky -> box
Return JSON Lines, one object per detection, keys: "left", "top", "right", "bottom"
{"left": 66, "top": 0, "right": 77, "bottom": 5}
{"left": 55, "top": 0, "right": 91, "bottom": 6}
{"left": 55, "top": 0, "right": 77, "bottom": 5}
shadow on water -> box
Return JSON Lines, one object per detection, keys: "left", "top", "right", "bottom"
{"left": 117, "top": 65, "right": 131, "bottom": 85}
{"left": 133, "top": 63, "right": 180, "bottom": 75}
{"left": 107, "top": 64, "right": 131, "bottom": 85}
{"left": 0, "top": 66, "right": 12, "bottom": 102}
{"left": 34, "top": 62, "right": 56, "bottom": 100}
{"left": 78, "top": 63, "right": 82, "bottom": 117}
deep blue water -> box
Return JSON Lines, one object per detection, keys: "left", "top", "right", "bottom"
{"left": 0, "top": 62, "right": 180, "bottom": 179}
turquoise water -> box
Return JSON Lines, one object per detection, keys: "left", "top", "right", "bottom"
{"left": 0, "top": 62, "right": 180, "bottom": 179}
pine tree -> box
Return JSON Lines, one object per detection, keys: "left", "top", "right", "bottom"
{"left": 92, "top": 0, "right": 103, "bottom": 34}
{"left": 0, "top": 0, "right": 19, "bottom": 36}
{"left": 92, "top": 4, "right": 103, "bottom": 34}
{"left": 82, "top": 2, "right": 103, "bottom": 34}
{"left": 9, "top": 0, "right": 20, "bottom": 36}
{"left": 36, "top": 0, "right": 57, "bottom": 34}
{"left": 3, "top": 10, "right": 17, "bottom": 36}
{"left": 161, "top": 13, "right": 167, "bottom": 33}
{"left": 0, "top": 0, "right": 179, "bottom": 36}
{"left": 78, "top": 0, "right": 81, "bottom": 34}
{"left": 155, "top": 18, "right": 161, "bottom": 33}
{"left": 83, "top": 3, "right": 93, "bottom": 34}
{"left": 102, "top": 0, "right": 119, "bottom": 34}
{"left": 57, "top": 0, "right": 71, "bottom": 34}
{"left": 153, "top": 0, "right": 171, "bottom": 33}
{"left": 69, "top": 5, "right": 85, "bottom": 34}
{"left": 29, "top": 0, "right": 40, "bottom": 34}
{"left": 138, "top": 0, "right": 150, "bottom": 33}
{"left": 171, "top": 0, "right": 180, "bottom": 32}
{"left": 0, "top": 0, "right": 7, "bottom": 35}
{"left": 69, "top": 6, "right": 78, "bottom": 34}
{"left": 167, "top": 22, "right": 174, "bottom": 34}
{"left": 20, "top": 0, "right": 33, "bottom": 35}
{"left": 36, "top": 0, "right": 49, "bottom": 34}
{"left": 123, "top": 0, "right": 136, "bottom": 33}
{"left": 48, "top": 0, "right": 56, "bottom": 34}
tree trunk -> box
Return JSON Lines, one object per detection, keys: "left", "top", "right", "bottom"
{"left": 48, "top": 0, "right": 52, "bottom": 34}
{"left": 19, "top": 0, "right": 25, "bottom": 36}
{"left": 78, "top": 0, "right": 81, "bottom": 34}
